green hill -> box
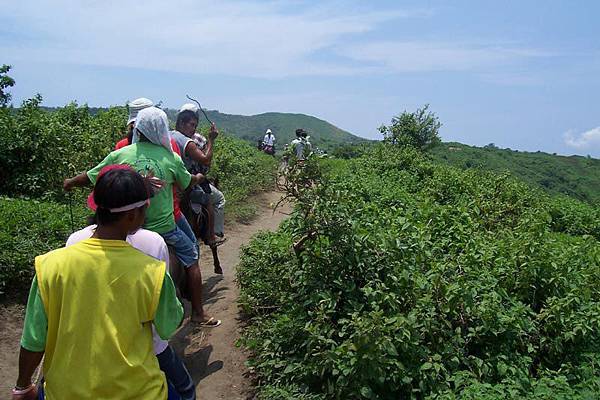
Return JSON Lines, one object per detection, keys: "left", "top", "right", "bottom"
{"left": 164, "top": 109, "right": 366, "bottom": 150}
{"left": 430, "top": 142, "right": 600, "bottom": 205}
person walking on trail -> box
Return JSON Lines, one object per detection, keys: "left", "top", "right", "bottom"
{"left": 262, "top": 128, "right": 275, "bottom": 155}
{"left": 66, "top": 164, "right": 196, "bottom": 400}
{"left": 117, "top": 97, "right": 154, "bottom": 148}
{"left": 290, "top": 128, "right": 312, "bottom": 161}
{"left": 63, "top": 106, "right": 220, "bottom": 327}
{"left": 13, "top": 168, "right": 183, "bottom": 400}
{"left": 171, "top": 104, "right": 226, "bottom": 248}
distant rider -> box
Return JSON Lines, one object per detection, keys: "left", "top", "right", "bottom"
{"left": 262, "top": 129, "right": 276, "bottom": 155}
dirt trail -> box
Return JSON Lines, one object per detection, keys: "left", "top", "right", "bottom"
{"left": 0, "top": 190, "right": 291, "bottom": 399}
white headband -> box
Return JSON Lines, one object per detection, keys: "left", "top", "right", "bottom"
{"left": 108, "top": 199, "right": 149, "bottom": 213}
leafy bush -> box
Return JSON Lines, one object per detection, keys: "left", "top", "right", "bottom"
{"left": 0, "top": 196, "right": 88, "bottom": 296}
{"left": 379, "top": 105, "right": 441, "bottom": 151}
{"left": 238, "top": 144, "right": 600, "bottom": 399}
{"left": 0, "top": 97, "right": 125, "bottom": 200}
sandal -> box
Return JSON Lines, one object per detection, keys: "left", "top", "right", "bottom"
{"left": 196, "top": 317, "right": 222, "bottom": 328}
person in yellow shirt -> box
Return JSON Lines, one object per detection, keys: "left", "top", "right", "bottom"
{"left": 12, "top": 167, "right": 184, "bottom": 400}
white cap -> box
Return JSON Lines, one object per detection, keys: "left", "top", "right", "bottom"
{"left": 127, "top": 97, "right": 154, "bottom": 125}
{"left": 179, "top": 103, "right": 199, "bottom": 114}
{"left": 266, "top": 129, "right": 272, "bottom": 134}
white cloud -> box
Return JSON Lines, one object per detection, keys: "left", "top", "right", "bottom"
{"left": 0, "top": 1, "right": 552, "bottom": 79}
{"left": 337, "top": 41, "right": 553, "bottom": 73}
{"left": 0, "top": 0, "right": 415, "bottom": 78}
{"left": 564, "top": 127, "right": 600, "bottom": 150}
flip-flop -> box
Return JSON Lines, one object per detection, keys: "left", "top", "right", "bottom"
{"left": 197, "top": 317, "right": 222, "bottom": 328}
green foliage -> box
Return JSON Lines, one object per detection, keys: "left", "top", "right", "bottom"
{"left": 0, "top": 64, "right": 15, "bottom": 107}
{"left": 0, "top": 97, "right": 278, "bottom": 295}
{"left": 238, "top": 144, "right": 600, "bottom": 399}
{"left": 330, "top": 142, "right": 372, "bottom": 159}
{"left": 0, "top": 97, "right": 125, "bottom": 200}
{"left": 0, "top": 196, "right": 88, "bottom": 296}
{"left": 430, "top": 142, "right": 600, "bottom": 205}
{"left": 380, "top": 105, "right": 441, "bottom": 151}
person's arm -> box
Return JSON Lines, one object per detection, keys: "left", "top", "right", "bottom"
{"left": 154, "top": 272, "right": 184, "bottom": 339}
{"left": 15, "top": 347, "right": 44, "bottom": 389}
{"left": 188, "top": 173, "right": 206, "bottom": 189}
{"left": 184, "top": 124, "right": 217, "bottom": 166}
{"left": 15, "top": 277, "right": 47, "bottom": 392}
{"left": 64, "top": 151, "right": 115, "bottom": 191}
{"left": 184, "top": 141, "right": 212, "bottom": 165}
{"left": 63, "top": 172, "right": 91, "bottom": 191}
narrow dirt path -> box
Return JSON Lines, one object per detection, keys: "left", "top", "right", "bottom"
{"left": 0, "top": 190, "right": 291, "bottom": 398}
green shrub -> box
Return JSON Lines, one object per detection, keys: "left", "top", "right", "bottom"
{"left": 238, "top": 145, "right": 600, "bottom": 399}
{"left": 0, "top": 98, "right": 125, "bottom": 200}
{"left": 0, "top": 196, "right": 88, "bottom": 296}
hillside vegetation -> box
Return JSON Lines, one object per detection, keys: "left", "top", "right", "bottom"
{"left": 0, "top": 99, "right": 277, "bottom": 296}
{"left": 237, "top": 145, "right": 600, "bottom": 399}
{"left": 430, "top": 142, "right": 600, "bottom": 205}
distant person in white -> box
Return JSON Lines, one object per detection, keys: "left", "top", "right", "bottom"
{"left": 66, "top": 226, "right": 196, "bottom": 400}
{"left": 263, "top": 129, "right": 275, "bottom": 147}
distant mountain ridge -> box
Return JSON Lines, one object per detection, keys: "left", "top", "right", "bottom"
{"left": 163, "top": 109, "right": 366, "bottom": 149}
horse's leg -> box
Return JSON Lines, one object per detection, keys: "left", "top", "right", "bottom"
{"left": 212, "top": 246, "right": 223, "bottom": 274}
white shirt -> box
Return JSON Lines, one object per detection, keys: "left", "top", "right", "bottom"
{"left": 66, "top": 226, "right": 170, "bottom": 355}
{"left": 263, "top": 134, "right": 275, "bottom": 146}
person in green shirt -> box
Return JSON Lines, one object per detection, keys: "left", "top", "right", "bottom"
{"left": 63, "top": 107, "right": 218, "bottom": 326}
{"left": 14, "top": 167, "right": 183, "bottom": 399}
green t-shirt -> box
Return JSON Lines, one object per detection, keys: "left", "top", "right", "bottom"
{"left": 87, "top": 142, "right": 192, "bottom": 234}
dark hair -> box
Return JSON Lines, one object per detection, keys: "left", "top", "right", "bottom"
{"left": 94, "top": 169, "right": 150, "bottom": 225}
{"left": 176, "top": 110, "right": 198, "bottom": 132}
{"left": 296, "top": 128, "right": 304, "bottom": 137}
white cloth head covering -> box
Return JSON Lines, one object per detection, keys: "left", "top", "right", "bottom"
{"left": 132, "top": 107, "right": 173, "bottom": 152}
{"left": 179, "top": 103, "right": 199, "bottom": 114}
{"left": 266, "top": 129, "right": 272, "bottom": 134}
{"left": 127, "top": 97, "right": 154, "bottom": 125}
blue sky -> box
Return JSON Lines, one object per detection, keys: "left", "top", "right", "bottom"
{"left": 1, "top": 0, "right": 599, "bottom": 157}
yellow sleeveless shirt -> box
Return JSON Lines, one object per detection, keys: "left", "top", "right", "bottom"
{"left": 35, "top": 238, "right": 168, "bottom": 400}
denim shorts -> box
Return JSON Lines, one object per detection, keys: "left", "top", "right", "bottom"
{"left": 160, "top": 220, "right": 198, "bottom": 268}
